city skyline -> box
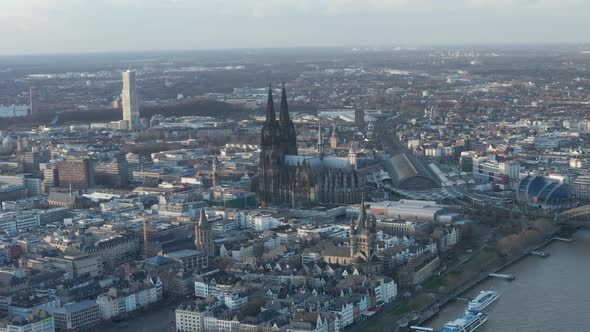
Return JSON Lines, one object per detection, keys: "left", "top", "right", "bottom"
{"left": 1, "top": 0, "right": 590, "bottom": 55}
{"left": 0, "top": 2, "right": 589, "bottom": 331}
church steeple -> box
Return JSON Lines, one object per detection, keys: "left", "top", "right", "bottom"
{"left": 330, "top": 125, "right": 338, "bottom": 150}
{"left": 278, "top": 83, "right": 298, "bottom": 155}
{"left": 266, "top": 84, "right": 276, "bottom": 123}
{"left": 259, "top": 84, "right": 283, "bottom": 206}
{"left": 356, "top": 197, "right": 367, "bottom": 231}
{"left": 198, "top": 208, "right": 207, "bottom": 226}
{"left": 211, "top": 155, "right": 219, "bottom": 200}
{"left": 280, "top": 82, "right": 290, "bottom": 124}
{"left": 195, "top": 208, "right": 214, "bottom": 257}
{"left": 260, "top": 84, "right": 281, "bottom": 151}
{"left": 350, "top": 197, "right": 377, "bottom": 259}
{"left": 317, "top": 118, "right": 324, "bottom": 158}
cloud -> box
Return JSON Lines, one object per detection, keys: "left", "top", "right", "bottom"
{"left": 0, "top": 0, "right": 588, "bottom": 54}
{"left": 224, "top": 0, "right": 426, "bottom": 17}
{"left": 2, "top": 0, "right": 587, "bottom": 20}
{"left": 464, "top": 0, "right": 589, "bottom": 10}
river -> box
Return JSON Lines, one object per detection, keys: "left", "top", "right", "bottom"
{"left": 426, "top": 230, "right": 590, "bottom": 332}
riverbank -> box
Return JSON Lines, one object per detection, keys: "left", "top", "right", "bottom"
{"left": 350, "top": 227, "right": 572, "bottom": 332}
{"left": 412, "top": 229, "right": 575, "bottom": 328}
{"left": 421, "top": 230, "right": 571, "bottom": 317}
{"left": 427, "top": 229, "right": 590, "bottom": 331}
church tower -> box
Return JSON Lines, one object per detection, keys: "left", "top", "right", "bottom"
{"left": 195, "top": 208, "right": 214, "bottom": 257}
{"left": 211, "top": 155, "right": 219, "bottom": 200}
{"left": 317, "top": 119, "right": 324, "bottom": 158}
{"left": 350, "top": 199, "right": 377, "bottom": 259}
{"left": 330, "top": 125, "right": 338, "bottom": 150}
{"left": 258, "top": 85, "right": 283, "bottom": 205}
{"left": 279, "top": 83, "right": 297, "bottom": 155}
{"left": 348, "top": 144, "right": 358, "bottom": 170}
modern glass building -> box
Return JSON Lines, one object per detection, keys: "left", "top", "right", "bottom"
{"left": 516, "top": 175, "right": 578, "bottom": 210}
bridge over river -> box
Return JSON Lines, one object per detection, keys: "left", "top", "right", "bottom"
{"left": 556, "top": 204, "right": 590, "bottom": 225}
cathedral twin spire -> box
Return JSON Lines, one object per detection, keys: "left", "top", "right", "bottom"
{"left": 265, "top": 82, "right": 291, "bottom": 125}
{"left": 259, "top": 83, "right": 364, "bottom": 207}
{"left": 266, "top": 84, "right": 276, "bottom": 123}
{"left": 263, "top": 83, "right": 297, "bottom": 155}
{"left": 279, "top": 82, "right": 292, "bottom": 125}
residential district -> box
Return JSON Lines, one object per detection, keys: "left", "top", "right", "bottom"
{"left": 0, "top": 47, "right": 588, "bottom": 332}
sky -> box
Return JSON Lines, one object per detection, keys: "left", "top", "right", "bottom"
{"left": 0, "top": 0, "right": 589, "bottom": 55}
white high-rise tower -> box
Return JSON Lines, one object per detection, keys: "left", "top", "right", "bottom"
{"left": 122, "top": 70, "right": 140, "bottom": 131}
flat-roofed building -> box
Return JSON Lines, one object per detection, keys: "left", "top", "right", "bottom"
{"left": 122, "top": 70, "right": 140, "bottom": 131}
{"left": 58, "top": 158, "right": 94, "bottom": 190}
{"left": 350, "top": 199, "right": 458, "bottom": 223}
{"left": 376, "top": 220, "right": 430, "bottom": 237}
{"left": 175, "top": 304, "right": 208, "bottom": 332}
{"left": 0, "top": 310, "right": 54, "bottom": 332}
{"left": 95, "top": 157, "right": 129, "bottom": 188}
{"left": 164, "top": 249, "right": 208, "bottom": 272}
{"left": 48, "top": 300, "right": 99, "bottom": 331}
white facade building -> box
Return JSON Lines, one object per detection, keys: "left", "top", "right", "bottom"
{"left": 246, "top": 213, "right": 280, "bottom": 231}
{"left": 122, "top": 70, "right": 140, "bottom": 131}
{"left": 203, "top": 316, "right": 240, "bottom": 332}
{"left": 375, "top": 277, "right": 397, "bottom": 305}
{"left": 194, "top": 281, "right": 247, "bottom": 310}
{"left": 472, "top": 156, "right": 520, "bottom": 183}
{"left": 96, "top": 277, "right": 162, "bottom": 320}
{"left": 175, "top": 305, "right": 206, "bottom": 332}
{"left": 329, "top": 302, "right": 354, "bottom": 329}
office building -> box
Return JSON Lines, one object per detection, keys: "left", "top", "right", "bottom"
{"left": 58, "top": 158, "right": 94, "bottom": 189}
{"left": 48, "top": 300, "right": 99, "bottom": 331}
{"left": 22, "top": 151, "right": 40, "bottom": 174}
{"left": 0, "top": 175, "right": 40, "bottom": 198}
{"left": 472, "top": 156, "right": 520, "bottom": 183}
{"left": 122, "top": 70, "right": 140, "bottom": 131}
{"left": 29, "top": 87, "right": 39, "bottom": 116}
{"left": 95, "top": 158, "right": 129, "bottom": 187}
{"left": 164, "top": 249, "right": 208, "bottom": 272}
{"left": 41, "top": 163, "right": 58, "bottom": 191}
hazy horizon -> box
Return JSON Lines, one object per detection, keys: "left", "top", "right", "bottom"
{"left": 1, "top": 0, "right": 590, "bottom": 55}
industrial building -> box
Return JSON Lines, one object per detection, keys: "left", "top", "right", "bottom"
{"left": 350, "top": 199, "right": 460, "bottom": 223}
{"left": 383, "top": 153, "right": 440, "bottom": 190}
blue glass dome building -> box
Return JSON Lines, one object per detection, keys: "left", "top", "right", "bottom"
{"left": 516, "top": 175, "right": 578, "bottom": 210}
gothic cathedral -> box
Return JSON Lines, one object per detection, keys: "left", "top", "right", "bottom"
{"left": 258, "top": 84, "right": 364, "bottom": 207}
